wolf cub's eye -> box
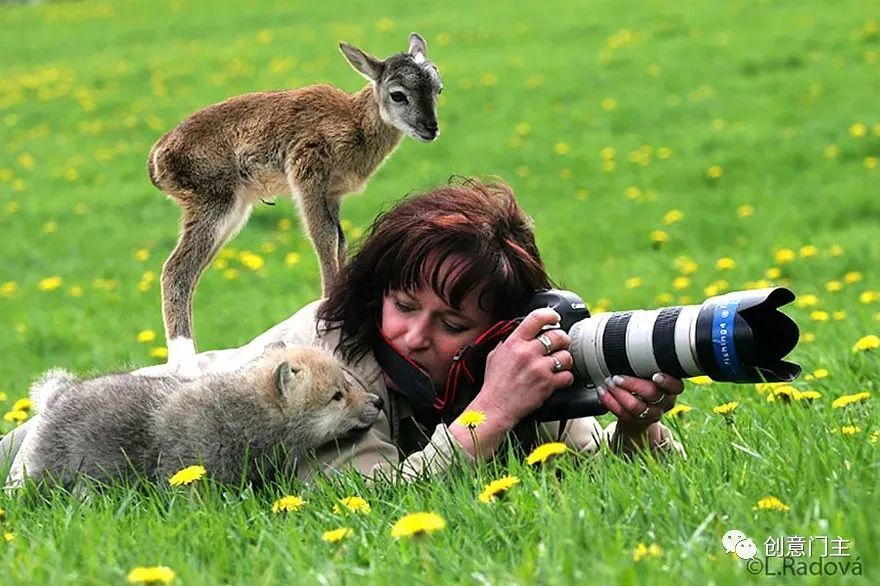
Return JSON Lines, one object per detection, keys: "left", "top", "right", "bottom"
{"left": 390, "top": 91, "right": 407, "bottom": 103}
{"left": 332, "top": 390, "right": 344, "bottom": 401}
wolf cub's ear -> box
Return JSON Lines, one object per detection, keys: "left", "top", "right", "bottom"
{"left": 274, "top": 361, "right": 301, "bottom": 395}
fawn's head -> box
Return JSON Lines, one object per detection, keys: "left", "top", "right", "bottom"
{"left": 340, "top": 33, "right": 442, "bottom": 142}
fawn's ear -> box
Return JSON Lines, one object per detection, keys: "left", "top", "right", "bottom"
{"left": 339, "top": 42, "right": 384, "bottom": 81}
{"left": 408, "top": 33, "right": 428, "bottom": 62}
{"left": 274, "top": 361, "right": 301, "bottom": 396}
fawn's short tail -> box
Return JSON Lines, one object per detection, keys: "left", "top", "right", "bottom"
{"left": 29, "top": 368, "right": 76, "bottom": 414}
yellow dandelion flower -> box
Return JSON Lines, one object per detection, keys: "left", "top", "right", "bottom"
{"left": 671, "top": 276, "right": 690, "bottom": 291}
{"left": 715, "top": 257, "right": 735, "bottom": 271}
{"left": 825, "top": 280, "right": 843, "bottom": 292}
{"left": 755, "top": 382, "right": 789, "bottom": 394}
{"left": 478, "top": 475, "right": 521, "bottom": 504}
{"left": 853, "top": 334, "right": 880, "bottom": 352}
{"left": 766, "top": 386, "right": 806, "bottom": 403}
{"left": 149, "top": 347, "right": 168, "bottom": 359}
{"left": 754, "top": 496, "right": 790, "bottom": 512}
{"left": 12, "top": 398, "right": 31, "bottom": 412}
{"left": 135, "top": 249, "right": 150, "bottom": 261}
{"left": 457, "top": 410, "right": 487, "bottom": 429}
{"left": 870, "top": 431, "right": 879, "bottom": 445}
{"left": 4, "top": 532, "right": 14, "bottom": 542}
{"left": 840, "top": 425, "right": 861, "bottom": 436}
{"left": 812, "top": 369, "right": 829, "bottom": 379}
{"left": 774, "top": 249, "right": 796, "bottom": 264}
{"left": 515, "top": 122, "right": 531, "bottom": 136}
{"left": 859, "top": 291, "right": 879, "bottom": 304}
{"left": 689, "top": 376, "right": 713, "bottom": 385}
{"left": 809, "top": 311, "right": 829, "bottom": 322}
{"left": 843, "top": 271, "right": 863, "bottom": 284}
{"left": 3, "top": 410, "right": 28, "bottom": 423}
{"left": 1, "top": 281, "right": 18, "bottom": 297}
{"left": 824, "top": 144, "right": 839, "bottom": 158}
{"left": 137, "top": 330, "right": 157, "bottom": 344}
{"left": 832, "top": 391, "right": 870, "bottom": 408}
{"left": 799, "top": 245, "right": 818, "bottom": 258}
{"left": 601, "top": 97, "right": 617, "bottom": 111}
{"left": 390, "top": 512, "right": 446, "bottom": 538}
{"left": 828, "top": 244, "right": 845, "bottom": 256}
{"left": 666, "top": 404, "right": 692, "bottom": 417}
{"left": 322, "top": 528, "right": 353, "bottom": 543}
{"left": 633, "top": 542, "right": 663, "bottom": 561}
{"left": 849, "top": 122, "right": 867, "bottom": 138}
{"left": 223, "top": 268, "right": 239, "bottom": 281}
{"left": 68, "top": 285, "right": 83, "bottom": 297}
{"left": 126, "top": 566, "right": 175, "bottom": 584}
{"left": 333, "top": 496, "right": 371, "bottom": 514}
{"left": 272, "top": 495, "right": 306, "bottom": 513}
{"left": 168, "top": 465, "right": 205, "bottom": 486}
{"left": 795, "top": 294, "right": 818, "bottom": 308}
{"left": 657, "top": 146, "right": 671, "bottom": 159}
{"left": 763, "top": 267, "right": 780, "bottom": 280}
{"left": 802, "top": 332, "right": 816, "bottom": 342}
{"left": 38, "top": 276, "right": 63, "bottom": 292}
{"left": 239, "top": 251, "right": 264, "bottom": 271}
{"left": 650, "top": 230, "right": 669, "bottom": 246}
{"left": 736, "top": 204, "right": 754, "bottom": 218}
{"left": 554, "top": 142, "right": 571, "bottom": 155}
{"left": 601, "top": 160, "right": 616, "bottom": 173}
{"left": 284, "top": 252, "right": 301, "bottom": 267}
{"left": 663, "top": 209, "right": 684, "bottom": 225}
{"left": 833, "top": 311, "right": 847, "bottom": 321}
{"left": 600, "top": 146, "right": 616, "bottom": 160}
{"left": 706, "top": 165, "right": 723, "bottom": 179}
{"left": 277, "top": 218, "right": 292, "bottom": 231}
{"left": 526, "top": 442, "right": 568, "bottom": 465}
{"left": 625, "top": 277, "right": 642, "bottom": 289}
{"left": 869, "top": 156, "right": 880, "bottom": 170}
{"left": 795, "top": 390, "right": 822, "bottom": 401}
{"left": 713, "top": 401, "right": 738, "bottom": 415}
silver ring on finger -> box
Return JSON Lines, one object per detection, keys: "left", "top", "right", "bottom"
{"left": 647, "top": 393, "right": 666, "bottom": 406}
{"left": 537, "top": 333, "right": 553, "bottom": 356}
{"left": 550, "top": 355, "right": 564, "bottom": 373}
{"left": 637, "top": 406, "right": 652, "bottom": 420}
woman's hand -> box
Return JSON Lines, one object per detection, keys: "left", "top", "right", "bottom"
{"left": 479, "top": 308, "right": 575, "bottom": 427}
{"left": 450, "top": 308, "right": 574, "bottom": 458}
{"left": 599, "top": 373, "right": 685, "bottom": 449}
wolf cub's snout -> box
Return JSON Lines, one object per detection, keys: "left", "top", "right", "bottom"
{"left": 5, "top": 345, "right": 383, "bottom": 492}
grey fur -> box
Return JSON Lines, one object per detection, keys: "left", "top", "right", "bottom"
{"left": 9, "top": 346, "right": 382, "bottom": 491}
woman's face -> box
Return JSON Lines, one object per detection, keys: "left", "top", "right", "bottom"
{"left": 380, "top": 284, "right": 494, "bottom": 389}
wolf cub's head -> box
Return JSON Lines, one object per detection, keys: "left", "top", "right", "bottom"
{"left": 267, "top": 346, "right": 383, "bottom": 446}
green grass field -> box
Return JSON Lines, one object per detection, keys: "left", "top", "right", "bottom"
{"left": 1, "top": 0, "right": 879, "bottom": 583}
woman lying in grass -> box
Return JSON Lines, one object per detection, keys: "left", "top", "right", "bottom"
{"left": 2, "top": 178, "right": 684, "bottom": 486}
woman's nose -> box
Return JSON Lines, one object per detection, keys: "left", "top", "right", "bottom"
{"left": 404, "top": 318, "right": 431, "bottom": 351}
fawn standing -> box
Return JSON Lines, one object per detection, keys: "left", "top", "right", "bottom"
{"left": 148, "top": 33, "right": 442, "bottom": 373}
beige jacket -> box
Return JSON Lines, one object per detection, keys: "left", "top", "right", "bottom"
{"left": 136, "top": 300, "right": 684, "bottom": 482}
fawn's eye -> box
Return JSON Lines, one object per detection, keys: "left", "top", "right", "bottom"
{"left": 332, "top": 390, "right": 344, "bottom": 401}
{"left": 390, "top": 91, "right": 407, "bottom": 103}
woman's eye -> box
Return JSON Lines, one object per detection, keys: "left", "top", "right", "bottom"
{"left": 443, "top": 322, "right": 467, "bottom": 334}
{"left": 390, "top": 91, "right": 407, "bottom": 103}
{"left": 395, "top": 301, "right": 415, "bottom": 313}
{"left": 332, "top": 391, "right": 344, "bottom": 401}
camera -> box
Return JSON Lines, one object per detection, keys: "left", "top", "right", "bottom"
{"left": 529, "top": 287, "right": 802, "bottom": 421}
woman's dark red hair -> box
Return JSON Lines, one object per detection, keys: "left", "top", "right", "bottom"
{"left": 317, "top": 178, "right": 552, "bottom": 363}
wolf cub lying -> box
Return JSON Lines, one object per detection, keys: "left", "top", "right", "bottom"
{"left": 6, "top": 345, "right": 382, "bottom": 490}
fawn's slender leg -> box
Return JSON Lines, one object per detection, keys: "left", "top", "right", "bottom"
{"left": 287, "top": 146, "right": 341, "bottom": 296}
{"left": 161, "top": 194, "right": 252, "bottom": 370}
